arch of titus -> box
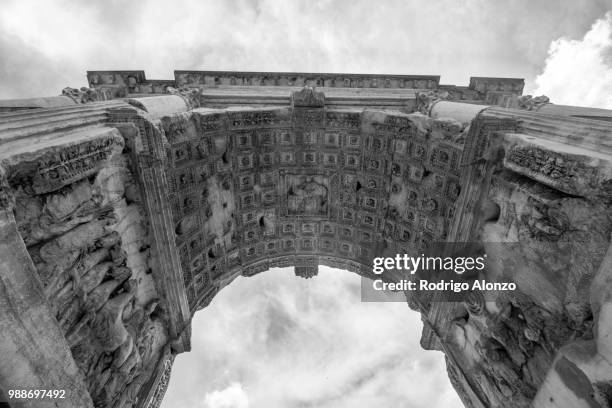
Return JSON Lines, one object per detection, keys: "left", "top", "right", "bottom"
{"left": 0, "top": 70, "right": 611, "bottom": 408}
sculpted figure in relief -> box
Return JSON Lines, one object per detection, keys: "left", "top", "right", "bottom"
{"left": 288, "top": 176, "right": 329, "bottom": 215}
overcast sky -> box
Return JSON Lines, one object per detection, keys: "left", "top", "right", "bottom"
{"left": 1, "top": 0, "right": 611, "bottom": 107}
{"left": 2, "top": 2, "right": 612, "bottom": 408}
{"left": 162, "top": 267, "right": 463, "bottom": 408}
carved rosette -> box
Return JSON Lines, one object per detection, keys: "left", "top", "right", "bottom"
{"left": 415, "top": 90, "right": 452, "bottom": 116}
{"left": 516, "top": 95, "right": 550, "bottom": 111}
{"left": 166, "top": 86, "right": 202, "bottom": 110}
{"left": 291, "top": 86, "right": 325, "bottom": 108}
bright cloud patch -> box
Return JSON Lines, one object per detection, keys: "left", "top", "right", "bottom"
{"left": 203, "top": 383, "right": 249, "bottom": 408}
{"left": 534, "top": 12, "right": 612, "bottom": 108}
{"left": 161, "top": 267, "right": 462, "bottom": 408}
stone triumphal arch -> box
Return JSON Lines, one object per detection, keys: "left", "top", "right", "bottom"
{"left": 0, "top": 71, "right": 611, "bottom": 408}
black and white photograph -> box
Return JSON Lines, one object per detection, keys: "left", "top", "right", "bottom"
{"left": 1, "top": 1, "right": 612, "bottom": 407}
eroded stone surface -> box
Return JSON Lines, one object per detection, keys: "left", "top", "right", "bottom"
{"left": 6, "top": 140, "right": 168, "bottom": 407}
{"left": 0, "top": 72, "right": 610, "bottom": 408}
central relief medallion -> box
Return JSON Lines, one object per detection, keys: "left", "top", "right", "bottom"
{"left": 283, "top": 174, "right": 330, "bottom": 217}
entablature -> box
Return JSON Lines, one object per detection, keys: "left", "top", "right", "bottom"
{"left": 81, "top": 70, "right": 524, "bottom": 112}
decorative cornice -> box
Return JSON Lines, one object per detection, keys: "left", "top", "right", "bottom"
{"left": 468, "top": 77, "right": 525, "bottom": 94}
{"left": 175, "top": 70, "right": 440, "bottom": 89}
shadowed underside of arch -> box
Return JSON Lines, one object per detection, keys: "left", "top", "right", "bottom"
{"left": 1, "top": 71, "right": 612, "bottom": 408}
{"left": 157, "top": 99, "right": 466, "bottom": 312}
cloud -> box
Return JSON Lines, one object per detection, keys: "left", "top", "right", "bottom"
{"left": 0, "top": 0, "right": 609, "bottom": 98}
{"left": 161, "top": 268, "right": 462, "bottom": 408}
{"left": 2, "top": 3, "right": 612, "bottom": 407}
{"left": 0, "top": 31, "right": 73, "bottom": 99}
{"left": 203, "top": 383, "right": 250, "bottom": 408}
{"left": 533, "top": 12, "right": 612, "bottom": 108}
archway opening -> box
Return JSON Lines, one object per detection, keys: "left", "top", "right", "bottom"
{"left": 161, "top": 267, "right": 462, "bottom": 408}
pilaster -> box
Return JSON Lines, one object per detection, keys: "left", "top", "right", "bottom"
{"left": 108, "top": 107, "right": 192, "bottom": 353}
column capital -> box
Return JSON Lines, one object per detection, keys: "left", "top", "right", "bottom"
{"left": 61, "top": 86, "right": 112, "bottom": 103}
{"left": 516, "top": 94, "right": 551, "bottom": 111}
{"left": 415, "top": 90, "right": 453, "bottom": 115}
{"left": 166, "top": 86, "right": 202, "bottom": 110}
